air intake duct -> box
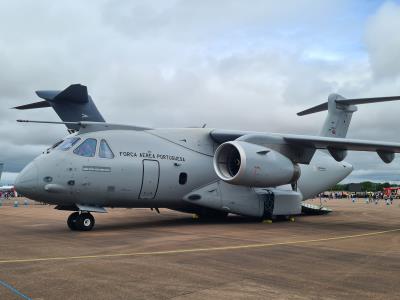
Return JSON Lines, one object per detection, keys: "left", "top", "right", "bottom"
{"left": 213, "top": 141, "right": 300, "bottom": 187}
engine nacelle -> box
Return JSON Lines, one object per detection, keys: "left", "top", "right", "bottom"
{"left": 213, "top": 141, "right": 300, "bottom": 187}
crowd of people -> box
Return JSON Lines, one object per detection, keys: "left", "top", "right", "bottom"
{"left": 0, "top": 191, "right": 17, "bottom": 199}
{"left": 319, "top": 191, "right": 397, "bottom": 205}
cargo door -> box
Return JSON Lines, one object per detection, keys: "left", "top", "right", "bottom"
{"left": 139, "top": 160, "right": 160, "bottom": 199}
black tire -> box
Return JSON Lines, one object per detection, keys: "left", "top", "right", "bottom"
{"left": 67, "top": 212, "right": 80, "bottom": 231}
{"left": 76, "top": 213, "right": 95, "bottom": 231}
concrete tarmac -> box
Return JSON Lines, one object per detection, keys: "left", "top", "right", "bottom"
{"left": 0, "top": 198, "right": 399, "bottom": 299}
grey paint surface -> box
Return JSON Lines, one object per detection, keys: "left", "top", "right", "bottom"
{"left": 15, "top": 127, "right": 352, "bottom": 213}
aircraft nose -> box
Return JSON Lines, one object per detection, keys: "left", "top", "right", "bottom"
{"left": 15, "top": 162, "right": 38, "bottom": 197}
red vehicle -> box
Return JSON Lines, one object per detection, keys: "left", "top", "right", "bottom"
{"left": 384, "top": 187, "right": 400, "bottom": 198}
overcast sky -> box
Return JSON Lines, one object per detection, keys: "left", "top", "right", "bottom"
{"left": 1, "top": 0, "right": 400, "bottom": 185}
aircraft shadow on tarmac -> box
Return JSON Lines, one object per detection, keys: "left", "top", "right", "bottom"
{"left": 57, "top": 212, "right": 398, "bottom": 233}
{"left": 92, "top": 215, "right": 262, "bottom": 232}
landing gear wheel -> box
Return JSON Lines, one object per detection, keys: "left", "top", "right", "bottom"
{"left": 67, "top": 212, "right": 95, "bottom": 231}
{"left": 76, "top": 213, "right": 95, "bottom": 231}
{"left": 67, "top": 212, "right": 80, "bottom": 231}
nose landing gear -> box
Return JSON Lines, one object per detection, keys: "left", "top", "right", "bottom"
{"left": 67, "top": 212, "right": 95, "bottom": 231}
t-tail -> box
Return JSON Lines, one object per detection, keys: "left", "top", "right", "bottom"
{"left": 14, "top": 84, "right": 105, "bottom": 133}
{"left": 298, "top": 93, "right": 400, "bottom": 138}
{"left": 297, "top": 93, "right": 400, "bottom": 161}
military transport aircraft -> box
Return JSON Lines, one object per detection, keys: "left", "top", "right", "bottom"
{"left": 13, "top": 84, "right": 400, "bottom": 231}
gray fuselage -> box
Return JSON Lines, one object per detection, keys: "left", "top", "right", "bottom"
{"left": 15, "top": 128, "right": 352, "bottom": 210}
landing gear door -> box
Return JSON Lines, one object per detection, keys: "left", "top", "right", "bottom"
{"left": 139, "top": 160, "right": 160, "bottom": 199}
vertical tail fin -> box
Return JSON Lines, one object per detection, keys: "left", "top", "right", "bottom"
{"left": 13, "top": 84, "right": 105, "bottom": 132}
{"left": 319, "top": 93, "right": 356, "bottom": 138}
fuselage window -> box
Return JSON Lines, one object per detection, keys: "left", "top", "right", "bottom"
{"left": 73, "top": 138, "right": 97, "bottom": 157}
{"left": 58, "top": 137, "right": 81, "bottom": 151}
{"left": 179, "top": 172, "right": 187, "bottom": 185}
{"left": 99, "top": 139, "right": 114, "bottom": 159}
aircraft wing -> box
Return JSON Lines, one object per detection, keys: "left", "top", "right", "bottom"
{"left": 210, "top": 130, "right": 400, "bottom": 163}
{"left": 283, "top": 134, "right": 400, "bottom": 163}
{"left": 283, "top": 135, "right": 400, "bottom": 152}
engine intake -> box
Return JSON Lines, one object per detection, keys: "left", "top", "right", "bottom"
{"left": 213, "top": 141, "right": 300, "bottom": 187}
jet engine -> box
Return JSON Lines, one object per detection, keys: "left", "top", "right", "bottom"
{"left": 213, "top": 141, "right": 300, "bottom": 187}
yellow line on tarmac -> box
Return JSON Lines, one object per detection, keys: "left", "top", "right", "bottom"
{"left": 0, "top": 228, "right": 399, "bottom": 265}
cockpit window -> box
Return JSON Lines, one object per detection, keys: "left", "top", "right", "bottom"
{"left": 58, "top": 137, "right": 81, "bottom": 151}
{"left": 73, "top": 138, "right": 97, "bottom": 157}
{"left": 99, "top": 139, "right": 114, "bottom": 159}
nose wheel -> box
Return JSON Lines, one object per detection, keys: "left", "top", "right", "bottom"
{"left": 67, "top": 212, "right": 95, "bottom": 231}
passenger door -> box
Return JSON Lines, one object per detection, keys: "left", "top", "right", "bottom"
{"left": 139, "top": 160, "right": 160, "bottom": 199}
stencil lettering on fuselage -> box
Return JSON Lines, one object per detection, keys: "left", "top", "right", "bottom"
{"left": 119, "top": 151, "right": 185, "bottom": 162}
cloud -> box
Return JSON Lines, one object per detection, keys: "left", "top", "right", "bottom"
{"left": 101, "top": 0, "right": 346, "bottom": 42}
{"left": 365, "top": 1, "right": 400, "bottom": 79}
{"left": 343, "top": 168, "right": 400, "bottom": 184}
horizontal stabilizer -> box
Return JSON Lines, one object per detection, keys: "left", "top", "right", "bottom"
{"left": 17, "top": 119, "right": 151, "bottom": 132}
{"left": 336, "top": 96, "right": 400, "bottom": 106}
{"left": 17, "top": 119, "right": 81, "bottom": 126}
{"left": 297, "top": 95, "right": 400, "bottom": 116}
{"left": 13, "top": 100, "right": 51, "bottom": 110}
{"left": 297, "top": 102, "right": 328, "bottom": 116}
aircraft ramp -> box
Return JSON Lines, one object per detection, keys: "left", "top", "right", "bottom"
{"left": 301, "top": 202, "right": 332, "bottom": 215}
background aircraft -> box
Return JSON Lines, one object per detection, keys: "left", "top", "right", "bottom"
{"left": 0, "top": 163, "right": 16, "bottom": 195}
{"left": 13, "top": 85, "right": 400, "bottom": 231}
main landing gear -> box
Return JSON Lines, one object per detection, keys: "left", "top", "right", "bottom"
{"left": 67, "top": 212, "right": 95, "bottom": 231}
